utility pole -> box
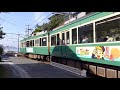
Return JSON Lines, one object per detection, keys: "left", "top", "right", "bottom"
{"left": 48, "top": 32, "right": 50, "bottom": 62}
{"left": 25, "top": 25, "right": 29, "bottom": 37}
{"left": 25, "top": 30, "right": 28, "bottom": 38}
{"left": 17, "top": 34, "right": 20, "bottom": 54}
{"left": 6, "top": 33, "right": 25, "bottom": 54}
{"left": 25, "top": 25, "right": 33, "bottom": 37}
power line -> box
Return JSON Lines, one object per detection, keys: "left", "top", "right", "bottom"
{"left": 0, "top": 18, "right": 26, "bottom": 29}
{"left": 6, "top": 33, "right": 25, "bottom": 36}
{"left": 30, "top": 12, "right": 46, "bottom": 25}
{"left": 32, "top": 13, "right": 52, "bottom": 29}
{"left": 0, "top": 13, "right": 7, "bottom": 24}
{"left": 4, "top": 32, "right": 23, "bottom": 53}
{"left": 0, "top": 13, "right": 27, "bottom": 38}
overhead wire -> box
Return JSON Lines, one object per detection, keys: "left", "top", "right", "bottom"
{"left": 0, "top": 13, "right": 27, "bottom": 38}
{"left": 0, "top": 12, "right": 53, "bottom": 39}
{"left": 0, "top": 18, "right": 26, "bottom": 29}
{"left": 30, "top": 12, "right": 46, "bottom": 25}
{"left": 31, "top": 13, "right": 53, "bottom": 29}
{"left": 0, "top": 13, "right": 7, "bottom": 24}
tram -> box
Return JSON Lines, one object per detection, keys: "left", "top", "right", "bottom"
{"left": 20, "top": 12, "right": 120, "bottom": 78}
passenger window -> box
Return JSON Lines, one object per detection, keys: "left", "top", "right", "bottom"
{"left": 62, "top": 33, "right": 65, "bottom": 45}
{"left": 57, "top": 34, "right": 60, "bottom": 45}
{"left": 26, "top": 41, "right": 29, "bottom": 47}
{"left": 66, "top": 31, "right": 70, "bottom": 44}
{"left": 72, "top": 28, "right": 77, "bottom": 44}
{"left": 39, "top": 38, "right": 41, "bottom": 46}
{"left": 96, "top": 15, "right": 120, "bottom": 42}
{"left": 51, "top": 35, "right": 56, "bottom": 46}
{"left": 42, "top": 37, "right": 47, "bottom": 46}
{"left": 78, "top": 23, "right": 93, "bottom": 43}
{"left": 33, "top": 40, "right": 34, "bottom": 46}
{"left": 30, "top": 40, "right": 32, "bottom": 47}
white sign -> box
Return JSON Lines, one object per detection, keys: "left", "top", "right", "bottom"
{"left": 26, "top": 47, "right": 33, "bottom": 53}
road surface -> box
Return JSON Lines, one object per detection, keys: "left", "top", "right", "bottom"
{"left": 0, "top": 56, "right": 84, "bottom": 78}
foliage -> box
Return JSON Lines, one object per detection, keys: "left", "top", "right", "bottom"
{"left": 42, "top": 23, "right": 49, "bottom": 31}
{"left": 34, "top": 25, "right": 42, "bottom": 33}
{"left": 34, "top": 14, "right": 65, "bottom": 33}
{"left": 48, "top": 14, "right": 65, "bottom": 31}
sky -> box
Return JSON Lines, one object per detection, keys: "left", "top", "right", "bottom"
{"left": 0, "top": 12, "right": 53, "bottom": 52}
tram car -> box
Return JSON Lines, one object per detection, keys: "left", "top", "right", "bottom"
{"left": 20, "top": 12, "right": 120, "bottom": 78}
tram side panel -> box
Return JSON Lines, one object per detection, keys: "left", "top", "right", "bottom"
{"left": 51, "top": 43, "right": 120, "bottom": 78}
{"left": 67, "top": 44, "right": 120, "bottom": 78}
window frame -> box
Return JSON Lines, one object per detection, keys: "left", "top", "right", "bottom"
{"left": 78, "top": 23, "right": 94, "bottom": 44}
{"left": 23, "top": 13, "right": 120, "bottom": 47}
{"left": 56, "top": 33, "right": 60, "bottom": 45}
{"left": 51, "top": 34, "right": 57, "bottom": 46}
{"left": 61, "top": 32, "right": 65, "bottom": 45}
{"left": 71, "top": 27, "right": 77, "bottom": 44}
{"left": 66, "top": 30, "right": 70, "bottom": 45}
{"left": 41, "top": 36, "right": 47, "bottom": 46}
{"left": 50, "top": 32, "right": 61, "bottom": 46}
{"left": 95, "top": 14, "right": 120, "bottom": 43}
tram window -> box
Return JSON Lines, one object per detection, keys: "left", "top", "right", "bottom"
{"left": 78, "top": 23, "right": 93, "bottom": 43}
{"left": 96, "top": 15, "right": 120, "bottom": 42}
{"left": 42, "top": 37, "right": 47, "bottom": 46}
{"left": 39, "top": 38, "right": 41, "bottom": 46}
{"left": 66, "top": 31, "right": 70, "bottom": 44}
{"left": 28, "top": 41, "right": 29, "bottom": 47}
{"left": 30, "top": 41, "right": 31, "bottom": 47}
{"left": 72, "top": 28, "right": 77, "bottom": 44}
{"left": 26, "top": 41, "right": 29, "bottom": 47}
{"left": 26, "top": 42, "right": 27, "bottom": 47}
{"left": 57, "top": 34, "right": 60, "bottom": 45}
{"left": 30, "top": 40, "right": 32, "bottom": 47}
{"left": 33, "top": 40, "right": 34, "bottom": 46}
{"left": 62, "top": 33, "right": 65, "bottom": 45}
{"left": 51, "top": 35, "right": 56, "bottom": 46}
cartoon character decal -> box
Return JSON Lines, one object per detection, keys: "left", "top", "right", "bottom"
{"left": 76, "top": 46, "right": 120, "bottom": 62}
{"left": 92, "top": 46, "right": 105, "bottom": 60}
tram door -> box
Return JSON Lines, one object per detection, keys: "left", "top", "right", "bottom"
{"left": 61, "top": 31, "right": 70, "bottom": 58}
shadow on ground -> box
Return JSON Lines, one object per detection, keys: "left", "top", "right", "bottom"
{"left": 0, "top": 57, "right": 83, "bottom": 78}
